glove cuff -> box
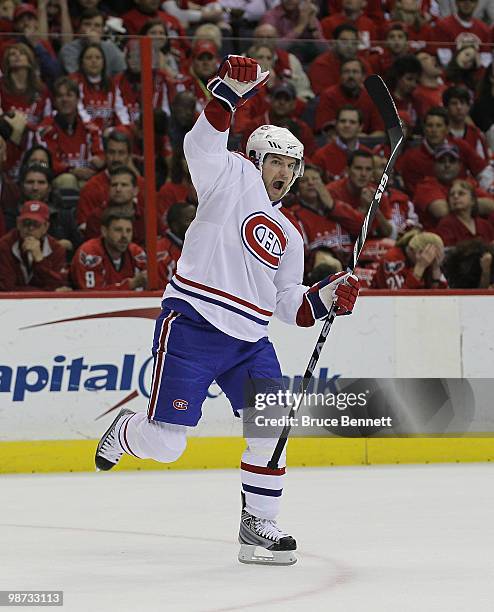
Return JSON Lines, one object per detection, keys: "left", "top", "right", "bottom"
{"left": 207, "top": 77, "right": 240, "bottom": 113}
{"left": 204, "top": 98, "right": 232, "bottom": 132}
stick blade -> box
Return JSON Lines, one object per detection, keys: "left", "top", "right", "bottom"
{"left": 364, "top": 75, "right": 401, "bottom": 131}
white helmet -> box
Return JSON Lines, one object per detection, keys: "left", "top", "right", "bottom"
{"left": 246, "top": 125, "right": 304, "bottom": 199}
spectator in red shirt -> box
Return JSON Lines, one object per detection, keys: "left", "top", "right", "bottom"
{"left": 36, "top": 76, "right": 104, "bottom": 182}
{"left": 371, "top": 230, "right": 447, "bottom": 290}
{"left": 291, "top": 164, "right": 364, "bottom": 271}
{"left": 251, "top": 24, "right": 315, "bottom": 101}
{"left": 315, "top": 58, "right": 385, "bottom": 134}
{"left": 157, "top": 201, "right": 196, "bottom": 286}
{"left": 113, "top": 39, "right": 175, "bottom": 126}
{"left": 387, "top": 54, "right": 422, "bottom": 132}
{"left": 444, "top": 43, "right": 484, "bottom": 94}
{"left": 435, "top": 0, "right": 491, "bottom": 66}
{"left": 70, "top": 42, "right": 130, "bottom": 132}
{"left": 372, "top": 144, "right": 419, "bottom": 236}
{"left": 442, "top": 85, "right": 490, "bottom": 160}
{"left": 178, "top": 40, "right": 219, "bottom": 112}
{"left": 436, "top": 179, "right": 494, "bottom": 247}
{"left": 71, "top": 206, "right": 147, "bottom": 291}
{"left": 413, "top": 143, "right": 494, "bottom": 230}
{"left": 309, "top": 23, "right": 368, "bottom": 96}
{"left": 312, "top": 105, "right": 370, "bottom": 182}
{"left": 77, "top": 129, "right": 147, "bottom": 238}
{"left": 327, "top": 149, "right": 394, "bottom": 237}
{"left": 0, "top": 200, "right": 69, "bottom": 291}
{"left": 157, "top": 147, "right": 198, "bottom": 233}
{"left": 321, "top": 0, "right": 378, "bottom": 49}
{"left": 388, "top": 0, "right": 433, "bottom": 48}
{"left": 0, "top": 42, "right": 52, "bottom": 126}
{"left": 121, "top": 0, "right": 189, "bottom": 60}
{"left": 397, "top": 106, "right": 493, "bottom": 195}
{"left": 369, "top": 22, "right": 410, "bottom": 77}
{"left": 240, "top": 82, "right": 316, "bottom": 157}
{"left": 413, "top": 50, "right": 447, "bottom": 121}
{"left": 260, "top": 0, "right": 325, "bottom": 63}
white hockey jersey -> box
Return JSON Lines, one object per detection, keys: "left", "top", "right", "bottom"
{"left": 162, "top": 111, "right": 308, "bottom": 342}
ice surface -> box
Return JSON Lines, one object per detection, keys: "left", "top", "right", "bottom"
{"left": 1, "top": 464, "right": 493, "bottom": 612}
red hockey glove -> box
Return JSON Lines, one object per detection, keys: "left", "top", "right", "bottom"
{"left": 296, "top": 272, "right": 360, "bottom": 327}
{"left": 207, "top": 55, "right": 269, "bottom": 112}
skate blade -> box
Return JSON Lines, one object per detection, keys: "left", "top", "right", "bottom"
{"left": 238, "top": 544, "right": 297, "bottom": 566}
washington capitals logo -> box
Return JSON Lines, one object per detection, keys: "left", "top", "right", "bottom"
{"left": 79, "top": 251, "right": 102, "bottom": 268}
{"left": 241, "top": 212, "right": 288, "bottom": 270}
{"left": 384, "top": 260, "right": 405, "bottom": 274}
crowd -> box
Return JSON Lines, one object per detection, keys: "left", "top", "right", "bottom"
{"left": 0, "top": 0, "right": 494, "bottom": 293}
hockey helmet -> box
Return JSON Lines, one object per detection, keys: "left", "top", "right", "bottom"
{"left": 246, "top": 125, "right": 304, "bottom": 199}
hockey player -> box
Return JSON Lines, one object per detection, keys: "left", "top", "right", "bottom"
{"left": 95, "top": 56, "right": 360, "bottom": 565}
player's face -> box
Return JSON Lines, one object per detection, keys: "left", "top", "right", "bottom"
{"left": 435, "top": 155, "right": 460, "bottom": 182}
{"left": 102, "top": 219, "right": 133, "bottom": 253}
{"left": 262, "top": 154, "right": 297, "bottom": 201}
{"left": 387, "top": 30, "right": 408, "bottom": 55}
{"left": 82, "top": 47, "right": 104, "bottom": 77}
{"left": 447, "top": 98, "right": 470, "bottom": 122}
{"left": 336, "top": 110, "right": 361, "bottom": 140}
{"left": 55, "top": 86, "right": 78, "bottom": 116}
{"left": 105, "top": 141, "right": 130, "bottom": 169}
{"left": 348, "top": 156, "right": 373, "bottom": 189}
{"left": 22, "top": 171, "right": 50, "bottom": 201}
{"left": 448, "top": 182, "right": 474, "bottom": 214}
{"left": 424, "top": 116, "right": 448, "bottom": 146}
{"left": 109, "top": 174, "right": 137, "bottom": 204}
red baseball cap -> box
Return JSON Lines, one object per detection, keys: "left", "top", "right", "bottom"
{"left": 192, "top": 40, "right": 218, "bottom": 59}
{"left": 18, "top": 201, "right": 50, "bottom": 224}
{"left": 14, "top": 4, "right": 37, "bottom": 21}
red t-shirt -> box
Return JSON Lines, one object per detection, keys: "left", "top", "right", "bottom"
{"left": 371, "top": 246, "right": 448, "bottom": 290}
{"left": 436, "top": 213, "right": 494, "bottom": 247}
{"left": 113, "top": 70, "right": 175, "bottom": 124}
{"left": 0, "top": 80, "right": 52, "bottom": 127}
{"left": 0, "top": 229, "right": 68, "bottom": 292}
{"left": 77, "top": 170, "right": 147, "bottom": 244}
{"left": 412, "top": 83, "right": 448, "bottom": 121}
{"left": 121, "top": 9, "right": 189, "bottom": 58}
{"left": 36, "top": 115, "right": 103, "bottom": 175}
{"left": 157, "top": 231, "right": 183, "bottom": 286}
{"left": 398, "top": 138, "right": 488, "bottom": 196}
{"left": 71, "top": 237, "right": 146, "bottom": 290}
{"left": 315, "top": 84, "right": 384, "bottom": 133}
{"left": 312, "top": 139, "right": 371, "bottom": 182}
{"left": 157, "top": 182, "right": 190, "bottom": 233}
{"left": 434, "top": 14, "right": 491, "bottom": 49}
{"left": 449, "top": 124, "right": 490, "bottom": 161}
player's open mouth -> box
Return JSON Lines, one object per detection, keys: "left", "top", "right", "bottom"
{"left": 273, "top": 180, "right": 284, "bottom": 191}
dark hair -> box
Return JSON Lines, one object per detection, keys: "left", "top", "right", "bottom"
{"left": 167, "top": 201, "right": 194, "bottom": 228}
{"left": 101, "top": 206, "right": 135, "bottom": 227}
{"left": 333, "top": 23, "right": 358, "bottom": 39}
{"left": 442, "top": 85, "right": 471, "bottom": 107}
{"left": 444, "top": 239, "right": 494, "bottom": 288}
{"left": 54, "top": 76, "right": 79, "bottom": 98}
{"left": 20, "top": 162, "right": 53, "bottom": 184}
{"left": 20, "top": 145, "right": 53, "bottom": 174}
{"left": 109, "top": 165, "right": 137, "bottom": 186}
{"left": 387, "top": 54, "right": 422, "bottom": 90}
{"left": 386, "top": 22, "right": 408, "bottom": 37}
{"left": 79, "top": 42, "right": 109, "bottom": 91}
{"left": 340, "top": 57, "right": 366, "bottom": 74}
{"left": 336, "top": 104, "right": 363, "bottom": 123}
{"left": 139, "top": 18, "right": 171, "bottom": 53}
{"left": 348, "top": 149, "right": 373, "bottom": 166}
{"left": 79, "top": 8, "right": 104, "bottom": 23}
{"left": 104, "top": 129, "right": 132, "bottom": 153}
{"left": 425, "top": 106, "right": 449, "bottom": 125}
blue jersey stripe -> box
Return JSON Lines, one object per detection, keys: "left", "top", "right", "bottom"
{"left": 242, "top": 483, "right": 283, "bottom": 497}
{"left": 170, "top": 279, "right": 269, "bottom": 326}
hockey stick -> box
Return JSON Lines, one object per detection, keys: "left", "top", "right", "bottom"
{"left": 267, "top": 75, "right": 405, "bottom": 470}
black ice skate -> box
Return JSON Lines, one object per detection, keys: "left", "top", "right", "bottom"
{"left": 238, "top": 509, "right": 297, "bottom": 566}
{"left": 95, "top": 408, "right": 135, "bottom": 471}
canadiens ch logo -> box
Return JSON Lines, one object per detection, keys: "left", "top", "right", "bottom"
{"left": 241, "top": 212, "right": 288, "bottom": 270}
{"left": 173, "top": 399, "right": 188, "bottom": 410}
